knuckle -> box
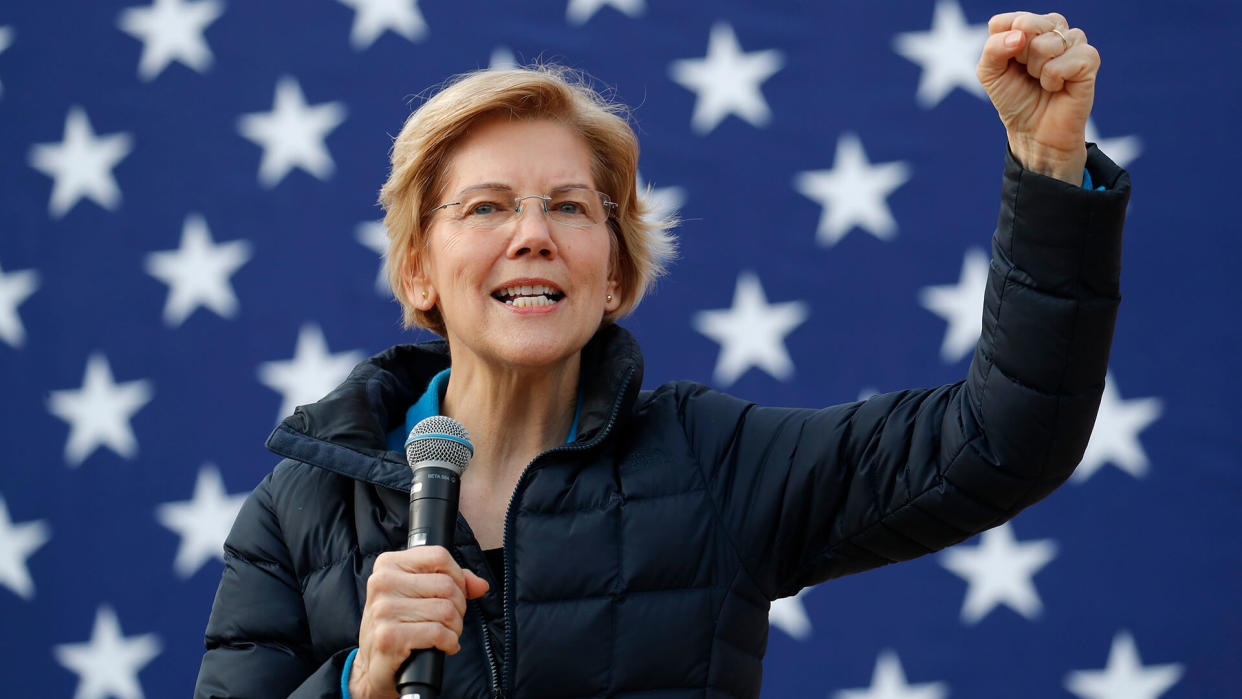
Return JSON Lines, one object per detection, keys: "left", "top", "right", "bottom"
{"left": 373, "top": 623, "right": 401, "bottom": 653}
{"left": 366, "top": 569, "right": 392, "bottom": 596}
{"left": 439, "top": 626, "right": 461, "bottom": 651}
{"left": 424, "top": 572, "right": 456, "bottom": 598}
{"left": 425, "top": 545, "right": 454, "bottom": 567}
{"left": 374, "top": 551, "right": 398, "bottom": 571}
{"left": 370, "top": 596, "right": 397, "bottom": 620}
{"left": 431, "top": 597, "right": 458, "bottom": 624}
{"left": 434, "top": 573, "right": 459, "bottom": 595}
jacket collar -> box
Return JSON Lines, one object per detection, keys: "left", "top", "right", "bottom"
{"left": 264, "top": 324, "right": 644, "bottom": 492}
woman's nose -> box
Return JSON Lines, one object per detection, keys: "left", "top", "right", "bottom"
{"left": 506, "top": 202, "right": 558, "bottom": 258}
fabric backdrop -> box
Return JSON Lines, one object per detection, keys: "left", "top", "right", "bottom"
{"left": 1, "top": 1, "right": 1237, "bottom": 697}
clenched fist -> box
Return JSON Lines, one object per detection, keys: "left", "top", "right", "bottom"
{"left": 977, "top": 11, "right": 1102, "bottom": 184}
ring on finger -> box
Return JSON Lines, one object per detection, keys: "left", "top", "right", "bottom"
{"left": 1050, "top": 28, "right": 1070, "bottom": 52}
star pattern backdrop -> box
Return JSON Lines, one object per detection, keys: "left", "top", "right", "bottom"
{"left": 0, "top": 1, "right": 1238, "bottom": 697}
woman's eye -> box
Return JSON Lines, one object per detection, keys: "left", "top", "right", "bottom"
{"left": 468, "top": 202, "right": 501, "bottom": 216}
{"left": 556, "top": 201, "right": 585, "bottom": 215}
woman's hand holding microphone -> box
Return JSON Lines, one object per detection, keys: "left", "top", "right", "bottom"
{"left": 349, "top": 546, "right": 490, "bottom": 699}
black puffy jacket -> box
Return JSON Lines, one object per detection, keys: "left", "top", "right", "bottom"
{"left": 194, "top": 147, "right": 1129, "bottom": 698}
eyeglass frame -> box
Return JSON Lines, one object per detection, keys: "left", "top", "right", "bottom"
{"left": 428, "top": 186, "right": 618, "bottom": 229}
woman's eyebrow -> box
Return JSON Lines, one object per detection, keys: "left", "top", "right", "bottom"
{"left": 456, "top": 182, "right": 596, "bottom": 196}
{"left": 456, "top": 182, "right": 513, "bottom": 196}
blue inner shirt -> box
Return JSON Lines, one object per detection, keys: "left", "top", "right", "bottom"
{"left": 386, "top": 368, "right": 581, "bottom": 451}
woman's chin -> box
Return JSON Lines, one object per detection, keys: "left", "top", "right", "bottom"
{"left": 486, "top": 328, "right": 593, "bottom": 371}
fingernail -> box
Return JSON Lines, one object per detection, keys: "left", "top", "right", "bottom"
{"left": 1005, "top": 30, "right": 1022, "bottom": 48}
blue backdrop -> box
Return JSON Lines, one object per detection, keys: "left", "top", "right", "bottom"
{"left": 1, "top": 1, "right": 1237, "bottom": 697}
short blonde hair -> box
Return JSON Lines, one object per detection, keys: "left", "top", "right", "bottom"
{"left": 379, "top": 64, "right": 677, "bottom": 336}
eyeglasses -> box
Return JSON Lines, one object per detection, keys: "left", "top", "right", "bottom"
{"left": 430, "top": 186, "right": 617, "bottom": 230}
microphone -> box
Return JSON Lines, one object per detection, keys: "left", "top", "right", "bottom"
{"left": 396, "top": 415, "right": 473, "bottom": 699}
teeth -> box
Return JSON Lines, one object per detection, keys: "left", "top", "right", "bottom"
{"left": 509, "top": 295, "right": 554, "bottom": 307}
{"left": 497, "top": 283, "right": 560, "bottom": 298}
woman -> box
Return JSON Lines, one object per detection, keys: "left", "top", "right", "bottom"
{"left": 195, "top": 11, "right": 1128, "bottom": 699}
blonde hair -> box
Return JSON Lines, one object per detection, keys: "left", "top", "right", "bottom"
{"left": 379, "top": 64, "right": 677, "bottom": 336}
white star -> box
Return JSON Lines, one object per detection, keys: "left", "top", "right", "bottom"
{"left": 0, "top": 26, "right": 13, "bottom": 99}
{"left": 768, "top": 588, "right": 812, "bottom": 640}
{"left": 834, "top": 649, "right": 949, "bottom": 699}
{"left": 237, "top": 77, "right": 347, "bottom": 188}
{"left": 48, "top": 354, "right": 154, "bottom": 467}
{"left": 0, "top": 494, "right": 51, "bottom": 600}
{"left": 53, "top": 606, "right": 162, "bottom": 699}
{"left": 257, "top": 323, "right": 365, "bottom": 421}
{"left": 566, "top": 0, "right": 645, "bottom": 26}
{"left": 668, "top": 22, "right": 784, "bottom": 135}
{"left": 693, "top": 271, "right": 808, "bottom": 387}
{"left": 28, "top": 107, "right": 134, "bottom": 218}
{"left": 1065, "top": 631, "right": 1184, "bottom": 699}
{"left": 0, "top": 260, "right": 39, "bottom": 348}
{"left": 355, "top": 220, "right": 390, "bottom": 296}
{"left": 893, "top": 0, "right": 989, "bottom": 108}
{"left": 1086, "top": 119, "right": 1143, "bottom": 170}
{"left": 489, "top": 45, "right": 518, "bottom": 71}
{"left": 144, "top": 214, "right": 251, "bottom": 327}
{"left": 939, "top": 523, "right": 1057, "bottom": 624}
{"left": 338, "top": 0, "right": 427, "bottom": 50}
{"left": 1073, "top": 374, "right": 1163, "bottom": 483}
{"left": 637, "top": 172, "right": 686, "bottom": 227}
{"left": 793, "top": 133, "right": 911, "bottom": 246}
{"left": 919, "top": 247, "right": 988, "bottom": 363}
{"left": 116, "top": 0, "right": 223, "bottom": 81}
{"left": 156, "top": 464, "right": 248, "bottom": 578}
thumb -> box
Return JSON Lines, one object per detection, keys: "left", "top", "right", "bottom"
{"left": 977, "top": 30, "right": 1025, "bottom": 86}
{"left": 464, "top": 569, "right": 490, "bottom": 599}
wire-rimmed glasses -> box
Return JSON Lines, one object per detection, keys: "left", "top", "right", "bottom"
{"left": 430, "top": 186, "right": 617, "bottom": 230}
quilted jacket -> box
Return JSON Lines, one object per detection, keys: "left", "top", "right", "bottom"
{"left": 194, "top": 146, "right": 1130, "bottom": 698}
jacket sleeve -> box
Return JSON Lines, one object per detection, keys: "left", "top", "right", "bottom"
{"left": 194, "top": 472, "right": 351, "bottom": 699}
{"left": 683, "top": 144, "right": 1129, "bottom": 601}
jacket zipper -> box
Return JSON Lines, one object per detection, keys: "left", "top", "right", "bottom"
{"left": 474, "top": 605, "right": 503, "bottom": 698}
{"left": 451, "top": 538, "right": 503, "bottom": 698}
{"left": 497, "top": 366, "right": 634, "bottom": 696}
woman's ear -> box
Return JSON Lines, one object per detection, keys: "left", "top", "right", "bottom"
{"left": 604, "top": 278, "right": 621, "bottom": 312}
{"left": 402, "top": 256, "right": 437, "bottom": 311}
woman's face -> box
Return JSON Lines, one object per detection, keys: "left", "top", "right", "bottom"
{"left": 411, "top": 117, "right": 621, "bottom": 371}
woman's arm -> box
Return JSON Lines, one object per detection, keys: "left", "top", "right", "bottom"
{"left": 678, "top": 11, "right": 1128, "bottom": 601}
{"left": 683, "top": 142, "right": 1127, "bottom": 600}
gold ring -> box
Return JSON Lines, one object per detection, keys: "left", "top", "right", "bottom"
{"left": 1051, "top": 28, "right": 1070, "bottom": 52}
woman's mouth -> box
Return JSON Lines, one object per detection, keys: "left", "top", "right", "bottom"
{"left": 491, "top": 283, "right": 566, "bottom": 307}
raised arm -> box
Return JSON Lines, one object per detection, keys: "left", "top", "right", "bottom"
{"left": 681, "top": 12, "right": 1128, "bottom": 601}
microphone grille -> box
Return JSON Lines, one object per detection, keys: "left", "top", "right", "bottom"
{"left": 405, "top": 415, "right": 473, "bottom": 473}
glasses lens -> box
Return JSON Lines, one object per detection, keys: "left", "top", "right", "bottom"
{"left": 455, "top": 189, "right": 515, "bottom": 229}
{"left": 448, "top": 188, "right": 611, "bottom": 229}
{"left": 547, "top": 188, "right": 606, "bottom": 227}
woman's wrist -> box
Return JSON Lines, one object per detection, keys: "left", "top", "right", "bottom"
{"left": 346, "top": 651, "right": 368, "bottom": 699}
{"left": 1008, "top": 134, "right": 1088, "bottom": 185}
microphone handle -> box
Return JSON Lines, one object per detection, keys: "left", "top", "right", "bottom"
{"left": 397, "top": 465, "right": 461, "bottom": 698}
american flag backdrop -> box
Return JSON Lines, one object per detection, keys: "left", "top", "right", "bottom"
{"left": 1, "top": 0, "right": 1238, "bottom": 697}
